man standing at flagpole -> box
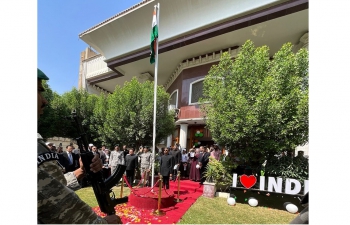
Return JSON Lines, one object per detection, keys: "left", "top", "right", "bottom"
{"left": 150, "top": 3, "right": 159, "bottom": 188}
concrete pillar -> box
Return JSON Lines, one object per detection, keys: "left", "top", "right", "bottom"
{"left": 166, "top": 135, "right": 172, "bottom": 148}
{"left": 179, "top": 124, "right": 188, "bottom": 149}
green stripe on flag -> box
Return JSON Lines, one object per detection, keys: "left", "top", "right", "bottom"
{"left": 150, "top": 7, "right": 158, "bottom": 64}
{"left": 150, "top": 25, "right": 158, "bottom": 64}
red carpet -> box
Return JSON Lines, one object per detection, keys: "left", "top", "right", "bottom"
{"left": 92, "top": 179, "right": 203, "bottom": 224}
{"left": 128, "top": 186, "right": 176, "bottom": 210}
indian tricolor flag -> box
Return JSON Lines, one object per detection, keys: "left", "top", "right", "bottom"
{"left": 150, "top": 7, "right": 158, "bottom": 64}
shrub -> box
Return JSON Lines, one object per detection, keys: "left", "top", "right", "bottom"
{"left": 204, "top": 156, "right": 232, "bottom": 191}
{"left": 264, "top": 154, "right": 309, "bottom": 189}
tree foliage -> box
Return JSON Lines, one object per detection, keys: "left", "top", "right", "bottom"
{"left": 264, "top": 155, "right": 309, "bottom": 184}
{"left": 102, "top": 77, "right": 175, "bottom": 147}
{"left": 200, "top": 40, "right": 308, "bottom": 163}
{"left": 38, "top": 80, "right": 61, "bottom": 139}
{"left": 52, "top": 87, "right": 99, "bottom": 144}
{"left": 40, "top": 77, "right": 175, "bottom": 149}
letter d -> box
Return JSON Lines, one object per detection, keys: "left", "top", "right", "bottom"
{"left": 285, "top": 178, "right": 301, "bottom": 195}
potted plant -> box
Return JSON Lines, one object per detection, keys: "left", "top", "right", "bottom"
{"left": 202, "top": 156, "right": 232, "bottom": 197}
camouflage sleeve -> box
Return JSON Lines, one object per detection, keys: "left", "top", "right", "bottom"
{"left": 39, "top": 159, "right": 81, "bottom": 191}
{"left": 38, "top": 165, "right": 108, "bottom": 224}
{"left": 64, "top": 171, "right": 81, "bottom": 191}
{"left": 39, "top": 160, "right": 67, "bottom": 185}
{"left": 149, "top": 154, "right": 153, "bottom": 170}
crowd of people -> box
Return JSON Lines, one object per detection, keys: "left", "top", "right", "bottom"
{"left": 45, "top": 140, "right": 228, "bottom": 189}
{"left": 157, "top": 143, "right": 224, "bottom": 185}
{"left": 38, "top": 66, "right": 232, "bottom": 224}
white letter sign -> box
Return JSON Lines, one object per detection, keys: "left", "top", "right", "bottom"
{"left": 285, "top": 178, "right": 301, "bottom": 195}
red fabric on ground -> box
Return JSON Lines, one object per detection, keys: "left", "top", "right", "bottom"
{"left": 92, "top": 179, "right": 203, "bottom": 224}
{"left": 128, "top": 186, "right": 176, "bottom": 210}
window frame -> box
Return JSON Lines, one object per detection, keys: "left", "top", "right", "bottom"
{"left": 169, "top": 89, "right": 179, "bottom": 109}
{"left": 189, "top": 78, "right": 205, "bottom": 105}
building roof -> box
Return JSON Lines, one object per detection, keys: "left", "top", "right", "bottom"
{"left": 79, "top": 0, "right": 152, "bottom": 37}
{"left": 79, "top": 0, "right": 308, "bottom": 94}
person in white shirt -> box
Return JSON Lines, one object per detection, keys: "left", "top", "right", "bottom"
{"left": 180, "top": 149, "right": 189, "bottom": 179}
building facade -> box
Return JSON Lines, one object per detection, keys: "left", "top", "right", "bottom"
{"left": 78, "top": 0, "right": 309, "bottom": 154}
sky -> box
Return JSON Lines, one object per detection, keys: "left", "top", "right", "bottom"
{"left": 38, "top": 0, "right": 142, "bottom": 95}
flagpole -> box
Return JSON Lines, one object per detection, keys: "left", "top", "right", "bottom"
{"left": 151, "top": 3, "right": 160, "bottom": 188}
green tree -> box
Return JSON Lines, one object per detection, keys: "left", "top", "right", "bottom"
{"left": 59, "top": 88, "right": 99, "bottom": 144}
{"left": 103, "top": 77, "right": 175, "bottom": 147}
{"left": 91, "top": 92, "right": 114, "bottom": 148}
{"left": 200, "top": 40, "right": 308, "bottom": 163}
{"left": 38, "top": 80, "right": 63, "bottom": 139}
{"left": 40, "top": 78, "right": 175, "bottom": 149}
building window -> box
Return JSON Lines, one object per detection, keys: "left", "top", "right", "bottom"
{"left": 189, "top": 78, "right": 204, "bottom": 105}
{"left": 169, "top": 89, "right": 178, "bottom": 110}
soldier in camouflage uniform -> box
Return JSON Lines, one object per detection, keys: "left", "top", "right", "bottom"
{"left": 108, "top": 144, "right": 125, "bottom": 176}
{"left": 37, "top": 68, "right": 121, "bottom": 224}
{"left": 138, "top": 146, "right": 154, "bottom": 186}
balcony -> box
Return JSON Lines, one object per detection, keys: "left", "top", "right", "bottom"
{"left": 84, "top": 54, "right": 112, "bottom": 79}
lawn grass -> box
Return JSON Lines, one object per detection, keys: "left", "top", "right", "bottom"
{"left": 75, "top": 185, "right": 131, "bottom": 207}
{"left": 76, "top": 186, "right": 297, "bottom": 224}
{"left": 178, "top": 196, "right": 296, "bottom": 224}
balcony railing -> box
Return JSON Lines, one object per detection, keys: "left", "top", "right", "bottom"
{"left": 84, "top": 55, "right": 112, "bottom": 79}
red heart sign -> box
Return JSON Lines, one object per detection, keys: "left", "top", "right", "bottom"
{"left": 240, "top": 174, "right": 257, "bottom": 189}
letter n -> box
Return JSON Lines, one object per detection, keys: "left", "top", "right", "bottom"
{"left": 267, "top": 177, "right": 282, "bottom": 193}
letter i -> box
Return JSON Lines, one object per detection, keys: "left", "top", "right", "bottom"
{"left": 259, "top": 176, "right": 265, "bottom": 190}
{"left": 232, "top": 173, "right": 237, "bottom": 187}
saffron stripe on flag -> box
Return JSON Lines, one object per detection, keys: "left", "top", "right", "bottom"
{"left": 150, "top": 7, "right": 158, "bottom": 64}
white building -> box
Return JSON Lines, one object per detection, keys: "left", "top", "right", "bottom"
{"left": 78, "top": 0, "right": 309, "bottom": 155}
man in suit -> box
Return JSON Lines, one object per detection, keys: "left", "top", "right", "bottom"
{"left": 180, "top": 149, "right": 189, "bottom": 179}
{"left": 125, "top": 148, "right": 138, "bottom": 187}
{"left": 63, "top": 145, "right": 80, "bottom": 173}
{"left": 159, "top": 147, "right": 174, "bottom": 189}
{"left": 169, "top": 144, "right": 181, "bottom": 181}
{"left": 198, "top": 146, "right": 210, "bottom": 185}
{"left": 91, "top": 145, "right": 106, "bottom": 164}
